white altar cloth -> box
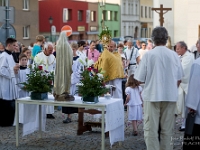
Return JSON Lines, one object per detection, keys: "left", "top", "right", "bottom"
{"left": 15, "top": 95, "right": 124, "bottom": 149}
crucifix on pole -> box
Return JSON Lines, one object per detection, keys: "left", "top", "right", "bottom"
{"left": 152, "top": 4, "right": 172, "bottom": 26}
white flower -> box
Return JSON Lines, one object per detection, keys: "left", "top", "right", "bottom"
{"left": 76, "top": 82, "right": 84, "bottom": 86}
{"left": 105, "top": 84, "right": 115, "bottom": 89}
{"left": 97, "top": 73, "right": 103, "bottom": 79}
{"left": 87, "top": 59, "right": 94, "bottom": 68}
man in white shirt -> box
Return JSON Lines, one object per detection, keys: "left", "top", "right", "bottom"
{"left": 124, "top": 40, "right": 140, "bottom": 77}
{"left": 175, "top": 41, "right": 194, "bottom": 131}
{"left": 138, "top": 41, "right": 148, "bottom": 59}
{"left": 34, "top": 42, "right": 56, "bottom": 119}
{"left": 134, "top": 27, "right": 184, "bottom": 150}
{"left": 0, "top": 38, "right": 20, "bottom": 126}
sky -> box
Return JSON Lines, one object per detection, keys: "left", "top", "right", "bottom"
{"left": 77, "top": 0, "right": 120, "bottom": 5}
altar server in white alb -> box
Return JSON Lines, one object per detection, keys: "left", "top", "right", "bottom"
{"left": 0, "top": 38, "right": 20, "bottom": 126}
{"left": 134, "top": 27, "right": 184, "bottom": 150}
{"left": 183, "top": 42, "right": 200, "bottom": 149}
{"left": 15, "top": 54, "right": 30, "bottom": 123}
{"left": 34, "top": 42, "right": 56, "bottom": 119}
{"left": 175, "top": 41, "right": 194, "bottom": 131}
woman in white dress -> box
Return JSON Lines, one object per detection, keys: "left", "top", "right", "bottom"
{"left": 125, "top": 74, "right": 143, "bottom": 136}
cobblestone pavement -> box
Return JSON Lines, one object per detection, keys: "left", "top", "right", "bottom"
{"left": 0, "top": 109, "right": 184, "bottom": 150}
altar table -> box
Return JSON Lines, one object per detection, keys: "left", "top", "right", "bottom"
{"left": 15, "top": 95, "right": 124, "bottom": 150}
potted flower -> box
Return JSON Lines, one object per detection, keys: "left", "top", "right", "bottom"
{"left": 20, "top": 66, "right": 54, "bottom": 100}
{"left": 76, "top": 59, "right": 109, "bottom": 103}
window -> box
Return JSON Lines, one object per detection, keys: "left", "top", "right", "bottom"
{"left": 114, "top": 11, "right": 118, "bottom": 21}
{"left": 123, "top": 3, "right": 126, "bottom": 14}
{"left": 149, "top": 7, "right": 151, "bottom": 18}
{"left": 91, "top": 11, "right": 96, "bottom": 22}
{"left": 63, "top": 8, "right": 72, "bottom": 22}
{"left": 78, "top": 10, "right": 83, "bottom": 21}
{"left": 149, "top": 28, "right": 151, "bottom": 38}
{"left": 23, "top": 0, "right": 29, "bottom": 10}
{"left": 23, "top": 25, "right": 30, "bottom": 39}
{"left": 141, "top": 6, "right": 143, "bottom": 18}
{"left": 131, "top": 4, "right": 134, "bottom": 15}
{"left": 136, "top": 4, "right": 138, "bottom": 15}
{"left": 102, "top": 10, "right": 106, "bottom": 21}
{"left": 107, "top": 11, "right": 112, "bottom": 21}
{"left": 114, "top": 30, "right": 118, "bottom": 37}
{"left": 145, "top": 6, "right": 147, "bottom": 18}
{"left": 0, "top": 0, "right": 6, "bottom": 6}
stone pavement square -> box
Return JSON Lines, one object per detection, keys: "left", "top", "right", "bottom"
{"left": 0, "top": 110, "right": 184, "bottom": 150}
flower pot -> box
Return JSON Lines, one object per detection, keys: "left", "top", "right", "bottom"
{"left": 30, "top": 92, "right": 48, "bottom": 100}
{"left": 82, "top": 96, "right": 99, "bottom": 104}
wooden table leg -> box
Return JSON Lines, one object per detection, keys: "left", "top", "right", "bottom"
{"left": 77, "top": 108, "right": 92, "bottom": 135}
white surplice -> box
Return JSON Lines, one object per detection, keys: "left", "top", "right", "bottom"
{"left": 176, "top": 51, "right": 194, "bottom": 118}
{"left": 186, "top": 58, "right": 200, "bottom": 124}
{"left": 16, "top": 68, "right": 30, "bottom": 123}
{"left": 0, "top": 51, "right": 18, "bottom": 100}
{"left": 70, "top": 57, "right": 83, "bottom": 95}
{"left": 34, "top": 52, "right": 56, "bottom": 114}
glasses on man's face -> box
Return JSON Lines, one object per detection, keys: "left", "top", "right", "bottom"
{"left": 142, "top": 45, "right": 146, "bottom": 47}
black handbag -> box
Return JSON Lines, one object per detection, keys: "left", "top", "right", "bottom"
{"left": 185, "top": 111, "right": 196, "bottom": 135}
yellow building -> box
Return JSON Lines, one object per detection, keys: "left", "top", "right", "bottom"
{"left": 140, "top": 0, "right": 153, "bottom": 38}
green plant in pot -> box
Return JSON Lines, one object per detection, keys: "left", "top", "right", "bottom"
{"left": 20, "top": 65, "right": 54, "bottom": 100}
{"left": 76, "top": 59, "right": 109, "bottom": 103}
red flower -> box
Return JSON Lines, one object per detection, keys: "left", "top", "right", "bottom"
{"left": 38, "top": 65, "right": 43, "bottom": 70}
{"left": 48, "top": 80, "right": 52, "bottom": 85}
{"left": 87, "top": 67, "right": 92, "bottom": 71}
{"left": 93, "top": 68, "right": 98, "bottom": 73}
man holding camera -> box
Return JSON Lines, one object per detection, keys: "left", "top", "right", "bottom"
{"left": 124, "top": 40, "right": 140, "bottom": 77}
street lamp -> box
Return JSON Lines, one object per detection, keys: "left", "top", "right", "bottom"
{"left": 48, "top": 16, "right": 53, "bottom": 41}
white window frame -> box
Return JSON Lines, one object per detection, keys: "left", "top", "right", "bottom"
{"left": 91, "top": 11, "right": 96, "bottom": 22}
{"left": 63, "top": 8, "right": 68, "bottom": 23}
{"left": 23, "top": 25, "right": 30, "bottom": 39}
{"left": 23, "top": 0, "right": 29, "bottom": 11}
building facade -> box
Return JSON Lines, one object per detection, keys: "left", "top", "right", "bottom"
{"left": 39, "top": 0, "right": 88, "bottom": 41}
{"left": 98, "top": 3, "right": 120, "bottom": 38}
{"left": 121, "top": 0, "right": 141, "bottom": 39}
{"left": 153, "top": 0, "right": 200, "bottom": 47}
{"left": 87, "top": 2, "right": 99, "bottom": 40}
{"left": 140, "top": 0, "right": 153, "bottom": 38}
{"left": 0, "top": 0, "right": 39, "bottom": 46}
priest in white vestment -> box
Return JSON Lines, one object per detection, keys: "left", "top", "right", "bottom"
{"left": 175, "top": 41, "right": 194, "bottom": 131}
{"left": 134, "top": 27, "right": 184, "bottom": 150}
{"left": 183, "top": 54, "right": 200, "bottom": 149}
{"left": 34, "top": 42, "right": 56, "bottom": 119}
{"left": 0, "top": 38, "right": 19, "bottom": 126}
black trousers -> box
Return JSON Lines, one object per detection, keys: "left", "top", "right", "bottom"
{"left": 183, "top": 124, "right": 200, "bottom": 150}
{"left": 0, "top": 99, "right": 15, "bottom": 127}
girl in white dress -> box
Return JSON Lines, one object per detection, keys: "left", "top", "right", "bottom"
{"left": 125, "top": 74, "right": 143, "bottom": 136}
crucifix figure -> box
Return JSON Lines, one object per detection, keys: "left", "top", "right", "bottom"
{"left": 152, "top": 4, "right": 172, "bottom": 26}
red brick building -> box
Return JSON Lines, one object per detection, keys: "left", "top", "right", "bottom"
{"left": 39, "top": 0, "right": 89, "bottom": 41}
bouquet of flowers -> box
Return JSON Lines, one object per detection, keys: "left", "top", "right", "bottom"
{"left": 20, "top": 66, "right": 54, "bottom": 93}
{"left": 76, "top": 59, "right": 109, "bottom": 98}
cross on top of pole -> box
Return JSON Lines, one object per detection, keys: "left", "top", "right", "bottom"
{"left": 152, "top": 4, "right": 172, "bottom": 26}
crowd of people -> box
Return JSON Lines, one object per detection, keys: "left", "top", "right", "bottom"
{"left": 0, "top": 26, "right": 200, "bottom": 150}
